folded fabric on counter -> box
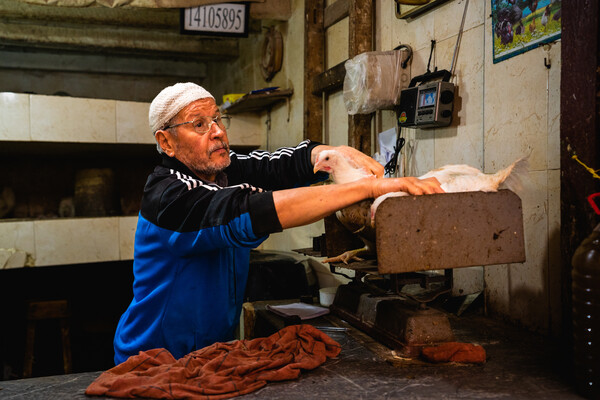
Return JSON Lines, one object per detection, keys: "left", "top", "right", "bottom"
{"left": 420, "top": 342, "right": 486, "bottom": 364}
{"left": 85, "top": 324, "right": 341, "bottom": 400}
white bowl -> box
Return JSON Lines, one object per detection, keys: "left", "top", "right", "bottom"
{"left": 319, "top": 286, "right": 338, "bottom": 307}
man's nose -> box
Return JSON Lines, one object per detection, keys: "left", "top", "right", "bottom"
{"left": 210, "top": 121, "right": 226, "bottom": 138}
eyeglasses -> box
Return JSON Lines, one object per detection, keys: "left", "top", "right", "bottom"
{"left": 164, "top": 115, "right": 231, "bottom": 134}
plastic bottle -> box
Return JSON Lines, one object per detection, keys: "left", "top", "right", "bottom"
{"left": 572, "top": 222, "right": 600, "bottom": 399}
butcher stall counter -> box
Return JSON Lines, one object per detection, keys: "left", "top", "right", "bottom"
{"left": 0, "top": 312, "right": 584, "bottom": 399}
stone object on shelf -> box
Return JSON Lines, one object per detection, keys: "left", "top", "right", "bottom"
{"left": 74, "top": 168, "right": 118, "bottom": 217}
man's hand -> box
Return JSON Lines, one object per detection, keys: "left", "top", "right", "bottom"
{"left": 312, "top": 145, "right": 384, "bottom": 178}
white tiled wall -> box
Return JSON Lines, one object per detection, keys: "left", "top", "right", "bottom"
{"left": 0, "top": 93, "right": 263, "bottom": 147}
{"left": 31, "top": 95, "right": 117, "bottom": 143}
{"left": 0, "top": 217, "right": 137, "bottom": 268}
{"left": 0, "top": 92, "right": 30, "bottom": 141}
{"left": 0, "top": 221, "right": 35, "bottom": 256}
{"left": 119, "top": 216, "right": 138, "bottom": 261}
{"left": 116, "top": 100, "right": 152, "bottom": 144}
{"left": 226, "top": 113, "right": 266, "bottom": 148}
{"left": 34, "top": 218, "right": 121, "bottom": 266}
{"left": 434, "top": 24, "right": 485, "bottom": 168}
{"left": 0, "top": 93, "right": 154, "bottom": 144}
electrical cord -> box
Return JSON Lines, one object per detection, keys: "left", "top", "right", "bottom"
{"left": 384, "top": 126, "right": 406, "bottom": 177}
{"left": 426, "top": 40, "right": 437, "bottom": 74}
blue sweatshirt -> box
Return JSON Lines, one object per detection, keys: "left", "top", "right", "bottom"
{"left": 113, "top": 140, "right": 326, "bottom": 364}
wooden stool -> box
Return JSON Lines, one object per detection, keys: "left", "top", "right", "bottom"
{"left": 23, "top": 299, "right": 72, "bottom": 378}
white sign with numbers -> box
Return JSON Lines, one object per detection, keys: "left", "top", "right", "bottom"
{"left": 182, "top": 3, "right": 248, "bottom": 37}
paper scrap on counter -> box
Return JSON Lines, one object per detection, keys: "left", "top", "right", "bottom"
{"left": 266, "top": 303, "right": 330, "bottom": 320}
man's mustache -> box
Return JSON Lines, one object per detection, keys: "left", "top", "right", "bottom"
{"left": 209, "top": 141, "right": 229, "bottom": 154}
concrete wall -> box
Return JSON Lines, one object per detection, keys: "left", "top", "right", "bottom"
{"left": 214, "top": 0, "right": 561, "bottom": 335}
{"left": 0, "top": 0, "right": 561, "bottom": 335}
{"left": 0, "top": 48, "right": 209, "bottom": 102}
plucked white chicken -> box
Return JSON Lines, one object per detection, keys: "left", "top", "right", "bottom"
{"left": 313, "top": 149, "right": 528, "bottom": 263}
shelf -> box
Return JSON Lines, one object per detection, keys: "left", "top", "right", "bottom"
{"left": 223, "top": 88, "right": 293, "bottom": 114}
{"left": 0, "top": 216, "right": 138, "bottom": 269}
{"left": 0, "top": 92, "right": 263, "bottom": 148}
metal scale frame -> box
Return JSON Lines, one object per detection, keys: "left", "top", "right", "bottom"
{"left": 319, "top": 190, "right": 526, "bottom": 357}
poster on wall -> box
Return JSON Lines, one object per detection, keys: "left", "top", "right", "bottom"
{"left": 491, "top": 0, "right": 561, "bottom": 64}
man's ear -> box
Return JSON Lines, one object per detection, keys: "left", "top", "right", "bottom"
{"left": 155, "top": 130, "right": 175, "bottom": 157}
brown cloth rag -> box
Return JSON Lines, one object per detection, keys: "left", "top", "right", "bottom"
{"left": 421, "top": 342, "right": 486, "bottom": 364}
{"left": 85, "top": 324, "right": 341, "bottom": 400}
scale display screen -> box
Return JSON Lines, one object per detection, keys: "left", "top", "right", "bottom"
{"left": 418, "top": 88, "right": 437, "bottom": 108}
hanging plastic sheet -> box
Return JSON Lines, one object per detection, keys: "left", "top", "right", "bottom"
{"left": 343, "top": 48, "right": 411, "bottom": 115}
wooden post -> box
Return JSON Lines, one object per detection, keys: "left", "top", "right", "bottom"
{"left": 304, "top": 0, "right": 325, "bottom": 143}
{"left": 560, "top": 0, "right": 599, "bottom": 346}
{"left": 348, "top": 0, "right": 373, "bottom": 155}
{"left": 304, "top": 0, "right": 373, "bottom": 153}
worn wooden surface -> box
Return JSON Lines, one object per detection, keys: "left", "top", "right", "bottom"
{"left": 324, "top": 0, "right": 350, "bottom": 28}
{"left": 23, "top": 300, "right": 72, "bottom": 379}
{"left": 0, "top": 313, "right": 584, "bottom": 399}
{"left": 303, "top": 0, "right": 325, "bottom": 143}
{"left": 304, "top": 0, "right": 373, "bottom": 154}
{"left": 311, "top": 60, "right": 346, "bottom": 95}
{"left": 348, "top": 0, "right": 373, "bottom": 155}
{"left": 375, "top": 190, "right": 525, "bottom": 274}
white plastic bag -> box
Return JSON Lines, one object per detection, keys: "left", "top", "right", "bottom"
{"left": 343, "top": 50, "right": 408, "bottom": 115}
{"left": 373, "top": 127, "right": 398, "bottom": 177}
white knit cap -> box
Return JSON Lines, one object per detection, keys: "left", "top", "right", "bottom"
{"left": 149, "top": 82, "right": 215, "bottom": 134}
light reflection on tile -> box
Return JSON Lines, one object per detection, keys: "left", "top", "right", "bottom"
{"left": 485, "top": 171, "right": 549, "bottom": 332}
{"left": 116, "top": 101, "right": 153, "bottom": 144}
{"left": 483, "top": 22, "right": 548, "bottom": 172}
{"left": 31, "top": 95, "right": 116, "bottom": 143}
{"left": 0, "top": 221, "right": 35, "bottom": 255}
{"left": 227, "top": 113, "right": 265, "bottom": 148}
{"left": 326, "top": 18, "right": 349, "bottom": 68}
{"left": 393, "top": 10, "right": 434, "bottom": 52}
{"left": 119, "top": 216, "right": 138, "bottom": 261}
{"left": 434, "top": 0, "right": 486, "bottom": 42}
{"left": 34, "top": 218, "right": 119, "bottom": 266}
{"left": 0, "top": 92, "right": 30, "bottom": 141}
{"left": 433, "top": 26, "right": 484, "bottom": 168}
{"left": 547, "top": 169, "right": 561, "bottom": 336}
{"left": 547, "top": 42, "right": 561, "bottom": 170}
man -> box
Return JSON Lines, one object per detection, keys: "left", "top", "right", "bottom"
{"left": 113, "top": 82, "right": 443, "bottom": 364}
